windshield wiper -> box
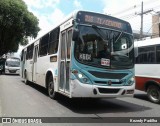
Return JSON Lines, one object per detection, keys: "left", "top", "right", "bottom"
{"left": 114, "top": 32, "right": 122, "bottom": 43}
{"left": 91, "top": 25, "right": 109, "bottom": 43}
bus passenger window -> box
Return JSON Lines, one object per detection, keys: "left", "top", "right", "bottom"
{"left": 136, "top": 46, "right": 155, "bottom": 64}
{"left": 61, "top": 33, "right": 66, "bottom": 60}
{"left": 156, "top": 46, "right": 160, "bottom": 63}
{"left": 39, "top": 34, "right": 49, "bottom": 56}
{"left": 21, "top": 50, "right": 24, "bottom": 61}
{"left": 67, "top": 29, "right": 72, "bottom": 59}
{"left": 26, "top": 44, "right": 34, "bottom": 60}
{"left": 48, "top": 28, "right": 60, "bottom": 54}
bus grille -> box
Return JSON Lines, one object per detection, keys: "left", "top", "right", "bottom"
{"left": 9, "top": 70, "right": 16, "bottom": 73}
{"left": 98, "top": 88, "right": 120, "bottom": 94}
{"left": 88, "top": 71, "right": 127, "bottom": 79}
{"left": 94, "top": 81, "right": 122, "bottom": 84}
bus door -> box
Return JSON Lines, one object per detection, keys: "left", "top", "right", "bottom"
{"left": 21, "top": 50, "right": 26, "bottom": 78}
{"left": 32, "top": 45, "right": 38, "bottom": 82}
{"left": 59, "top": 28, "right": 72, "bottom": 93}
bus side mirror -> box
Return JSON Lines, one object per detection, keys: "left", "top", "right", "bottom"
{"left": 72, "top": 29, "right": 79, "bottom": 41}
{"left": 134, "top": 47, "right": 138, "bottom": 57}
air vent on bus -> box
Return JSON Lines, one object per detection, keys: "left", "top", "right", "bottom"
{"left": 98, "top": 88, "right": 120, "bottom": 94}
{"left": 88, "top": 71, "right": 128, "bottom": 79}
{"left": 94, "top": 81, "right": 122, "bottom": 84}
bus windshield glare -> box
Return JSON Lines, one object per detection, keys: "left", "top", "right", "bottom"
{"left": 74, "top": 25, "right": 134, "bottom": 69}
{"left": 6, "top": 59, "right": 20, "bottom": 67}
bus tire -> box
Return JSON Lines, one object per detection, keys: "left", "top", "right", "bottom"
{"left": 48, "top": 76, "right": 58, "bottom": 100}
{"left": 24, "top": 71, "right": 29, "bottom": 85}
{"left": 147, "top": 85, "right": 160, "bottom": 104}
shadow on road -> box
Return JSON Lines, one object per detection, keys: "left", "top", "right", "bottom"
{"left": 25, "top": 82, "right": 151, "bottom": 114}
{"left": 134, "top": 94, "right": 150, "bottom": 102}
{"left": 57, "top": 97, "right": 151, "bottom": 114}
{"left": 23, "top": 81, "right": 48, "bottom": 96}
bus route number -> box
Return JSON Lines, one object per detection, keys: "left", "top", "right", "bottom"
{"left": 79, "top": 53, "right": 91, "bottom": 61}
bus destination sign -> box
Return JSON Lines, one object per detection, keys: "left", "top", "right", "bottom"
{"left": 76, "top": 11, "right": 132, "bottom": 33}
{"left": 84, "top": 14, "right": 122, "bottom": 29}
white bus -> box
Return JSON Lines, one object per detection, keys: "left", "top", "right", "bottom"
{"left": 20, "top": 11, "right": 135, "bottom": 99}
{"left": 135, "top": 37, "right": 160, "bottom": 104}
{"left": 5, "top": 57, "right": 20, "bottom": 75}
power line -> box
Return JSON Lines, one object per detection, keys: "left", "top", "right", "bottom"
{"left": 119, "top": 5, "right": 160, "bottom": 20}
{"left": 109, "top": 0, "right": 160, "bottom": 38}
{"left": 112, "top": 5, "right": 138, "bottom": 16}
{"left": 119, "top": 13, "right": 138, "bottom": 19}
{"left": 111, "top": 0, "right": 159, "bottom": 16}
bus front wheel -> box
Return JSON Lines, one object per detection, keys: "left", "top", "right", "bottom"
{"left": 147, "top": 85, "right": 160, "bottom": 104}
{"left": 48, "top": 76, "right": 58, "bottom": 99}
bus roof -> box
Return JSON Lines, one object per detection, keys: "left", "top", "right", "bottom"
{"left": 134, "top": 37, "right": 160, "bottom": 47}
{"left": 22, "top": 10, "right": 132, "bottom": 50}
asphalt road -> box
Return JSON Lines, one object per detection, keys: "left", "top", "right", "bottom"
{"left": 0, "top": 74, "right": 159, "bottom": 126}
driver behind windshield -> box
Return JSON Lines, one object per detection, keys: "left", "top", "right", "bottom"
{"left": 98, "top": 44, "right": 110, "bottom": 59}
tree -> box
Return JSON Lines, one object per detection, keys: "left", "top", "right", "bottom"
{"left": 0, "top": 0, "right": 40, "bottom": 56}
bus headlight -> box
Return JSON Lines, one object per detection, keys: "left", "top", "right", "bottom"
{"left": 127, "top": 77, "right": 135, "bottom": 85}
{"left": 72, "top": 69, "right": 92, "bottom": 84}
{"left": 78, "top": 73, "right": 83, "bottom": 78}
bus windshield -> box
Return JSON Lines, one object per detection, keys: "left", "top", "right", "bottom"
{"left": 6, "top": 58, "right": 20, "bottom": 67}
{"left": 74, "top": 25, "right": 134, "bottom": 69}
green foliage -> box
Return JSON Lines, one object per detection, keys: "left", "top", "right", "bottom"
{"left": 0, "top": 0, "right": 40, "bottom": 56}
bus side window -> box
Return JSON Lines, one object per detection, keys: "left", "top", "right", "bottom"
{"left": 48, "top": 27, "right": 60, "bottom": 54}
{"left": 39, "top": 34, "right": 49, "bottom": 56}
{"left": 156, "top": 46, "right": 160, "bottom": 63}
{"left": 21, "top": 50, "right": 24, "bottom": 61}
{"left": 136, "top": 46, "right": 155, "bottom": 64}
{"left": 67, "top": 29, "right": 72, "bottom": 59}
{"left": 134, "top": 47, "right": 138, "bottom": 58}
{"left": 26, "top": 44, "right": 34, "bottom": 60}
{"left": 61, "top": 32, "right": 66, "bottom": 60}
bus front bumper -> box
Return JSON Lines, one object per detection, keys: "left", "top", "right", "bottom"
{"left": 5, "top": 69, "right": 20, "bottom": 75}
{"left": 70, "top": 80, "right": 135, "bottom": 98}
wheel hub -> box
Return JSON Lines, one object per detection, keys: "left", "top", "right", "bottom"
{"left": 151, "top": 90, "right": 159, "bottom": 100}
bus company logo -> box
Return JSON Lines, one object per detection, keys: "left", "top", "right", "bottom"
{"left": 108, "top": 80, "right": 112, "bottom": 85}
{"left": 2, "top": 118, "right": 11, "bottom": 123}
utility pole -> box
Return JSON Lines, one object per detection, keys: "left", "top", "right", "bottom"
{"left": 137, "top": 1, "right": 153, "bottom": 40}
{"left": 140, "top": 1, "right": 143, "bottom": 40}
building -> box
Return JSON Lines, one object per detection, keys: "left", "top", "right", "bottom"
{"left": 152, "top": 14, "right": 160, "bottom": 38}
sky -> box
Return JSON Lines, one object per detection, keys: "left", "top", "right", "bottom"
{"left": 14, "top": 0, "right": 160, "bottom": 57}
{"left": 22, "top": 0, "right": 160, "bottom": 37}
